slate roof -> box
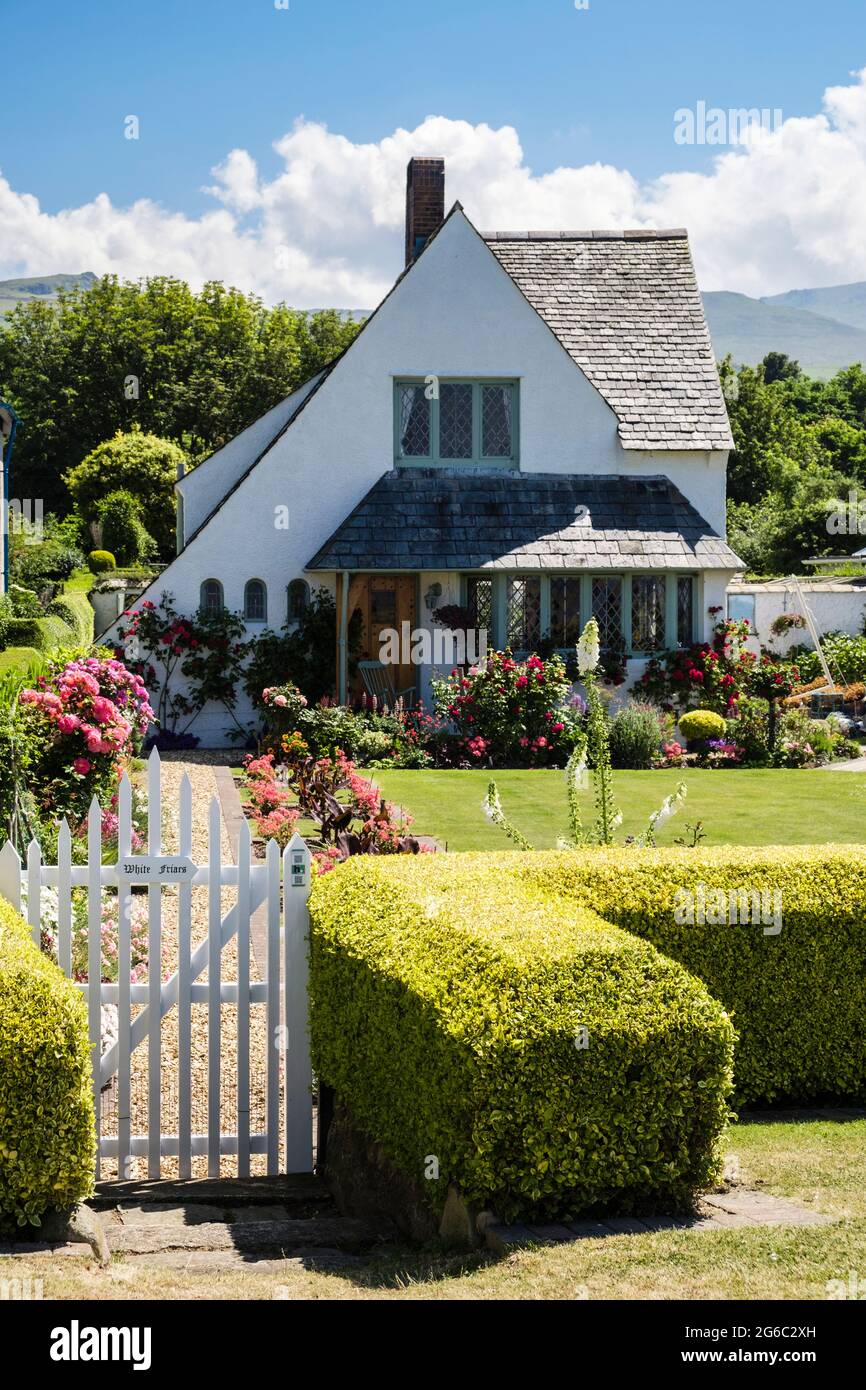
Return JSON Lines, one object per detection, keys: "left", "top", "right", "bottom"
{"left": 307, "top": 469, "right": 743, "bottom": 572}
{"left": 483, "top": 229, "right": 733, "bottom": 453}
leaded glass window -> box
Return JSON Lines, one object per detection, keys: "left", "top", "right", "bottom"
{"left": 395, "top": 381, "right": 517, "bottom": 466}
{"left": 549, "top": 577, "right": 582, "bottom": 647}
{"left": 632, "top": 576, "right": 666, "bottom": 652}
{"left": 481, "top": 385, "right": 513, "bottom": 457}
{"left": 677, "top": 577, "right": 694, "bottom": 646}
{"left": 592, "top": 576, "right": 622, "bottom": 648}
{"left": 244, "top": 579, "right": 267, "bottom": 622}
{"left": 506, "top": 576, "right": 541, "bottom": 650}
{"left": 200, "top": 579, "right": 224, "bottom": 617}
{"left": 439, "top": 383, "right": 474, "bottom": 458}
{"left": 466, "top": 577, "right": 493, "bottom": 631}
{"left": 398, "top": 384, "right": 430, "bottom": 457}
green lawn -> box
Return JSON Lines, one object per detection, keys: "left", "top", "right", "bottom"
{"left": 2, "top": 1115, "right": 863, "bottom": 1300}
{"left": 368, "top": 767, "right": 866, "bottom": 849}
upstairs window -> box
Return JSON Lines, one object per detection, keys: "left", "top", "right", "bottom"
{"left": 395, "top": 379, "right": 518, "bottom": 466}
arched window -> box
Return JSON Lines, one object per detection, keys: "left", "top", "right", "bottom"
{"left": 244, "top": 579, "right": 267, "bottom": 623}
{"left": 200, "top": 579, "right": 224, "bottom": 617}
{"left": 287, "top": 578, "right": 310, "bottom": 624}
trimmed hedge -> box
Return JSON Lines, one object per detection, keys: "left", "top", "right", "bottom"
{"left": 4, "top": 590, "right": 92, "bottom": 655}
{"left": 517, "top": 847, "right": 866, "bottom": 1105}
{"left": 0, "top": 900, "right": 95, "bottom": 1230}
{"left": 310, "top": 856, "right": 734, "bottom": 1221}
{"left": 48, "top": 590, "right": 94, "bottom": 645}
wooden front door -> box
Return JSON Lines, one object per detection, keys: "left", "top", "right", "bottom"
{"left": 349, "top": 574, "right": 417, "bottom": 700}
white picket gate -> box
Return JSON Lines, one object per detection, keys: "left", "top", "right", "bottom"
{"left": 0, "top": 749, "right": 314, "bottom": 1181}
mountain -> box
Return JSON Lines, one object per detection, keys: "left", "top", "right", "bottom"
{"left": 0, "top": 272, "right": 97, "bottom": 320}
{"left": 4, "top": 268, "right": 866, "bottom": 379}
{"left": 702, "top": 288, "right": 866, "bottom": 378}
{"left": 762, "top": 282, "right": 866, "bottom": 335}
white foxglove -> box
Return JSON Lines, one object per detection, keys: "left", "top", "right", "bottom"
{"left": 577, "top": 618, "right": 601, "bottom": 675}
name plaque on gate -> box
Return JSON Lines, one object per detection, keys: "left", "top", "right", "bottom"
{"left": 119, "top": 855, "right": 196, "bottom": 882}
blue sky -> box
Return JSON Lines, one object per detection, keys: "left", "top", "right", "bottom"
{"left": 3, "top": 0, "right": 861, "bottom": 212}
{"left": 0, "top": 0, "right": 864, "bottom": 301}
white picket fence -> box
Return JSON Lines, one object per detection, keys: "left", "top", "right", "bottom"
{"left": 0, "top": 749, "right": 314, "bottom": 1181}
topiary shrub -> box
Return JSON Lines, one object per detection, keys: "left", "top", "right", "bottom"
{"left": 97, "top": 489, "right": 155, "bottom": 567}
{"left": 65, "top": 431, "right": 185, "bottom": 560}
{"left": 0, "top": 900, "right": 95, "bottom": 1230}
{"left": 310, "top": 855, "right": 734, "bottom": 1221}
{"left": 518, "top": 847, "right": 866, "bottom": 1105}
{"left": 608, "top": 701, "right": 667, "bottom": 769}
{"left": 47, "top": 592, "right": 93, "bottom": 646}
{"left": 679, "top": 709, "right": 727, "bottom": 743}
{"left": 87, "top": 550, "right": 116, "bottom": 574}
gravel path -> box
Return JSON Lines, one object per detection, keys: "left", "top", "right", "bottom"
{"left": 102, "top": 753, "right": 271, "bottom": 1181}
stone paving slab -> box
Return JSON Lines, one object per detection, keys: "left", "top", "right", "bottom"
{"left": 108, "top": 1216, "right": 383, "bottom": 1255}
{"left": 484, "top": 1188, "right": 833, "bottom": 1252}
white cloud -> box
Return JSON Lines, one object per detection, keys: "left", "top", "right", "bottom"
{"left": 2, "top": 68, "right": 866, "bottom": 305}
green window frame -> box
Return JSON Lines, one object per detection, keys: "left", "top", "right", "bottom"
{"left": 394, "top": 379, "right": 519, "bottom": 467}
{"left": 461, "top": 572, "right": 698, "bottom": 657}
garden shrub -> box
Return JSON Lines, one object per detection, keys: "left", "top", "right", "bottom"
{"left": 310, "top": 855, "right": 734, "bottom": 1220}
{"left": 0, "top": 900, "right": 95, "bottom": 1230}
{"left": 65, "top": 431, "right": 185, "bottom": 559}
{"left": 97, "top": 490, "right": 155, "bottom": 566}
{"left": 431, "top": 650, "right": 579, "bottom": 766}
{"left": 608, "top": 701, "right": 667, "bottom": 769}
{"left": 791, "top": 633, "right": 866, "bottom": 685}
{"left": 517, "top": 847, "right": 866, "bottom": 1105}
{"left": 12, "top": 542, "right": 84, "bottom": 589}
{"left": 0, "top": 594, "right": 12, "bottom": 651}
{"left": 87, "top": 550, "right": 116, "bottom": 574}
{"left": 9, "top": 585, "right": 43, "bottom": 618}
{"left": 679, "top": 709, "right": 727, "bottom": 743}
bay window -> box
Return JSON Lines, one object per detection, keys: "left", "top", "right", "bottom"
{"left": 462, "top": 572, "right": 698, "bottom": 655}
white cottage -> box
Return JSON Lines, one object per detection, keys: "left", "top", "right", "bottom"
{"left": 102, "top": 157, "right": 742, "bottom": 745}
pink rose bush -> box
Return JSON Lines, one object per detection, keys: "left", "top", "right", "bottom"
{"left": 19, "top": 655, "right": 154, "bottom": 821}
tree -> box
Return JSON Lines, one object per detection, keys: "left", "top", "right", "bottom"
{"left": 0, "top": 274, "right": 364, "bottom": 512}
{"left": 761, "top": 351, "right": 801, "bottom": 384}
{"left": 65, "top": 431, "right": 184, "bottom": 559}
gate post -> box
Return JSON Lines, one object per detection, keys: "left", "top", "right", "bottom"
{"left": 283, "top": 834, "right": 313, "bottom": 1173}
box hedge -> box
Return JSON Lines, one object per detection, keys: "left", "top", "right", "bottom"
{"left": 309, "top": 856, "right": 735, "bottom": 1221}
{"left": 516, "top": 847, "right": 866, "bottom": 1106}
{"left": 0, "top": 901, "right": 95, "bottom": 1230}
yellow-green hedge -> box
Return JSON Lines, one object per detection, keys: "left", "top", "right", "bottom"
{"left": 0, "top": 901, "right": 95, "bottom": 1230}
{"left": 516, "top": 847, "right": 866, "bottom": 1105}
{"left": 309, "top": 856, "right": 734, "bottom": 1221}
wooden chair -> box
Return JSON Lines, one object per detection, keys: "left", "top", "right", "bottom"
{"left": 357, "top": 660, "right": 416, "bottom": 709}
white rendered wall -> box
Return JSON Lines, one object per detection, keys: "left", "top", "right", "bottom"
{"left": 102, "top": 210, "right": 733, "bottom": 745}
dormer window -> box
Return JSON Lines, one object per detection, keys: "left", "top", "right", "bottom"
{"left": 395, "top": 379, "right": 518, "bottom": 467}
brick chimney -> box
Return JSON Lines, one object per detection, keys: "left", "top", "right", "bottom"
{"left": 405, "top": 157, "right": 445, "bottom": 266}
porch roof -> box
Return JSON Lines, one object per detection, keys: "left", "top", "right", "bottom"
{"left": 306, "top": 468, "right": 743, "bottom": 572}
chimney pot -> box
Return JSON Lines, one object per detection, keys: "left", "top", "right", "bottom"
{"left": 405, "top": 157, "right": 445, "bottom": 266}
